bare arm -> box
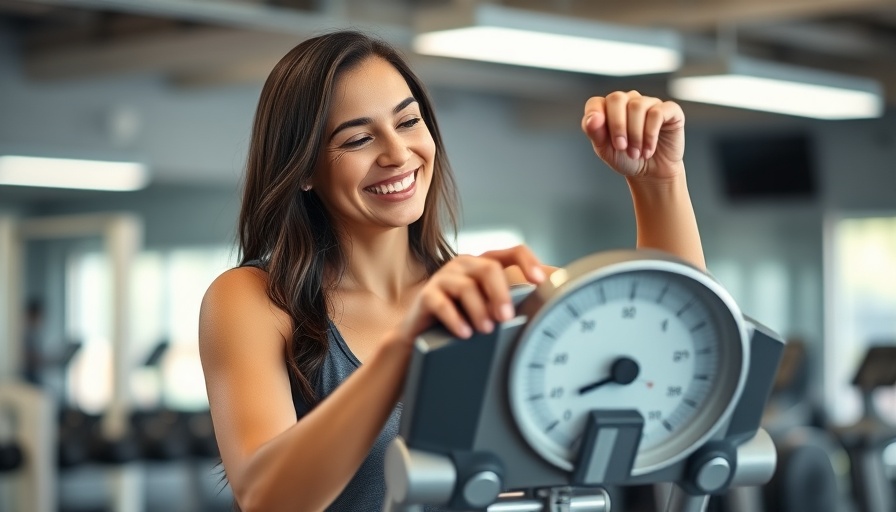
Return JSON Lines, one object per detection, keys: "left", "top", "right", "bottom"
{"left": 200, "top": 267, "right": 412, "bottom": 511}
{"left": 628, "top": 172, "right": 705, "bottom": 269}
{"left": 582, "top": 91, "right": 706, "bottom": 270}
{"left": 200, "top": 248, "right": 546, "bottom": 511}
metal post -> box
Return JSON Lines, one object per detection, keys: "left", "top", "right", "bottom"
{"left": 104, "top": 215, "right": 144, "bottom": 512}
{"left": 0, "top": 215, "right": 22, "bottom": 382}
{"left": 19, "top": 213, "right": 145, "bottom": 512}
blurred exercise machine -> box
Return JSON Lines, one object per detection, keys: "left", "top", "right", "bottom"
{"left": 757, "top": 338, "right": 851, "bottom": 512}
{"left": 833, "top": 345, "right": 896, "bottom": 512}
{"left": 131, "top": 339, "right": 218, "bottom": 463}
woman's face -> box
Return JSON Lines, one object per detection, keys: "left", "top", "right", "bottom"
{"left": 312, "top": 56, "right": 436, "bottom": 234}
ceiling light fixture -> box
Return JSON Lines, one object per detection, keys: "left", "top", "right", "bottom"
{"left": 669, "top": 56, "right": 884, "bottom": 120}
{"left": 413, "top": 4, "right": 682, "bottom": 76}
{"left": 0, "top": 155, "right": 150, "bottom": 191}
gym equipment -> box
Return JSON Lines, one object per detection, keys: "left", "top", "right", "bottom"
{"left": 57, "top": 407, "right": 96, "bottom": 469}
{"left": 131, "top": 340, "right": 192, "bottom": 461}
{"left": 182, "top": 410, "right": 220, "bottom": 459}
{"left": 383, "top": 249, "right": 784, "bottom": 512}
{"left": 753, "top": 338, "right": 852, "bottom": 512}
{"left": 0, "top": 381, "right": 57, "bottom": 512}
{"left": 51, "top": 341, "right": 97, "bottom": 469}
{"left": 130, "top": 339, "right": 219, "bottom": 461}
{"left": 0, "top": 412, "right": 23, "bottom": 474}
{"left": 834, "top": 344, "right": 896, "bottom": 512}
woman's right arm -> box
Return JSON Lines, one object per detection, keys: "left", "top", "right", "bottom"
{"left": 199, "top": 247, "right": 546, "bottom": 511}
{"left": 199, "top": 267, "right": 414, "bottom": 511}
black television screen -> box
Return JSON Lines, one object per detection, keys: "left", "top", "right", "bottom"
{"left": 715, "top": 133, "right": 817, "bottom": 201}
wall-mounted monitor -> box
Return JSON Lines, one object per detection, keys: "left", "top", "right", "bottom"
{"left": 715, "top": 132, "right": 818, "bottom": 201}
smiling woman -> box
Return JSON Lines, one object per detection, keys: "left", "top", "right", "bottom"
{"left": 198, "top": 29, "right": 706, "bottom": 511}
{"left": 312, "top": 59, "right": 435, "bottom": 232}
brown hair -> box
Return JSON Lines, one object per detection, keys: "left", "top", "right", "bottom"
{"left": 238, "top": 31, "right": 459, "bottom": 405}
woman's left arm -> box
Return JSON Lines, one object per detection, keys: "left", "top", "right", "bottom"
{"left": 581, "top": 91, "right": 705, "bottom": 270}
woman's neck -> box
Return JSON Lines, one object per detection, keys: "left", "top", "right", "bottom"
{"left": 333, "top": 226, "right": 427, "bottom": 304}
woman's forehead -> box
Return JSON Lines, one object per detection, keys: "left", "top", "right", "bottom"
{"left": 328, "top": 57, "right": 415, "bottom": 119}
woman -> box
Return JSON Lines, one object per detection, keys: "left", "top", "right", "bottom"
{"left": 199, "top": 30, "right": 704, "bottom": 511}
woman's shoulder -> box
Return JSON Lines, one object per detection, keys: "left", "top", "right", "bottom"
{"left": 200, "top": 266, "right": 291, "bottom": 342}
{"left": 205, "top": 265, "right": 268, "bottom": 300}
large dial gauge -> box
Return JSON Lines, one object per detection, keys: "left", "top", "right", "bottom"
{"left": 508, "top": 250, "right": 748, "bottom": 476}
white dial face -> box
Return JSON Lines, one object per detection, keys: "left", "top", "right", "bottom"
{"left": 509, "top": 267, "right": 742, "bottom": 474}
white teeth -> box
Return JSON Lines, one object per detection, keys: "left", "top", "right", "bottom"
{"left": 368, "top": 172, "right": 416, "bottom": 195}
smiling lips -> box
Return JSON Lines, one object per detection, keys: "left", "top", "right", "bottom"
{"left": 364, "top": 169, "right": 417, "bottom": 196}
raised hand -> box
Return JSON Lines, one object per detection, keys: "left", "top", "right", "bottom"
{"left": 581, "top": 90, "right": 686, "bottom": 181}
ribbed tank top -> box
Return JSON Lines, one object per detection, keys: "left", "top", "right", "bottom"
{"left": 290, "top": 321, "right": 406, "bottom": 511}
{"left": 292, "top": 322, "right": 450, "bottom": 512}
{"left": 242, "top": 261, "right": 444, "bottom": 510}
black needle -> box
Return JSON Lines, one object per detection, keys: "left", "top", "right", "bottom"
{"left": 578, "top": 357, "right": 640, "bottom": 395}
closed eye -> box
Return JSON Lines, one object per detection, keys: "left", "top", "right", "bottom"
{"left": 342, "top": 135, "right": 372, "bottom": 148}
{"left": 400, "top": 117, "right": 421, "bottom": 129}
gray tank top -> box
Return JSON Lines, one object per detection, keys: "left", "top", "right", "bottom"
{"left": 241, "top": 261, "right": 446, "bottom": 510}
{"left": 288, "top": 321, "right": 410, "bottom": 511}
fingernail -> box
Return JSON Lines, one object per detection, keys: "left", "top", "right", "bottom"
{"left": 630, "top": 148, "right": 641, "bottom": 160}
{"left": 615, "top": 136, "right": 627, "bottom": 151}
{"left": 531, "top": 266, "right": 546, "bottom": 282}
{"left": 482, "top": 319, "right": 494, "bottom": 333}
{"left": 458, "top": 323, "right": 473, "bottom": 339}
{"left": 501, "top": 303, "right": 515, "bottom": 321}
{"left": 584, "top": 114, "right": 593, "bottom": 127}
{"left": 643, "top": 148, "right": 654, "bottom": 160}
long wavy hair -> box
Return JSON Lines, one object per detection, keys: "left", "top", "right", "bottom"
{"left": 238, "top": 31, "right": 459, "bottom": 406}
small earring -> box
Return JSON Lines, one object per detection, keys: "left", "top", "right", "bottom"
{"left": 302, "top": 184, "right": 312, "bottom": 192}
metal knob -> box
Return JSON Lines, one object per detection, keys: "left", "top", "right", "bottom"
{"left": 463, "top": 470, "right": 502, "bottom": 508}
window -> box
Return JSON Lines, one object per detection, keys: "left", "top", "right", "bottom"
{"left": 825, "top": 215, "right": 896, "bottom": 425}
{"left": 66, "top": 246, "right": 234, "bottom": 413}
{"left": 456, "top": 228, "right": 525, "bottom": 255}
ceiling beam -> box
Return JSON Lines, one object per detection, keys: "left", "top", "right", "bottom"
{"left": 506, "top": 0, "right": 896, "bottom": 29}
{"left": 24, "top": 23, "right": 600, "bottom": 101}
{"left": 16, "top": 0, "right": 412, "bottom": 43}
{"left": 24, "top": 27, "right": 303, "bottom": 80}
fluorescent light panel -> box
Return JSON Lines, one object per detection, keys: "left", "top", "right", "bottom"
{"left": 669, "top": 57, "right": 883, "bottom": 120}
{"left": 0, "top": 156, "right": 149, "bottom": 191}
{"left": 413, "top": 4, "right": 681, "bottom": 76}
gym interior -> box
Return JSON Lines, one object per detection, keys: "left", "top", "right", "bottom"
{"left": 1, "top": 1, "right": 895, "bottom": 511}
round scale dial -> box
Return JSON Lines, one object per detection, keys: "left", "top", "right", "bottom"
{"left": 508, "top": 252, "right": 747, "bottom": 476}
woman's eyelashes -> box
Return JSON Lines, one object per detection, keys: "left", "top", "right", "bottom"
{"left": 399, "top": 117, "right": 421, "bottom": 129}
{"left": 340, "top": 117, "right": 423, "bottom": 149}
{"left": 343, "top": 135, "right": 372, "bottom": 148}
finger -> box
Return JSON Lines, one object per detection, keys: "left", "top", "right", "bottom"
{"left": 582, "top": 96, "right": 609, "bottom": 150}
{"left": 642, "top": 103, "right": 665, "bottom": 160}
{"left": 604, "top": 91, "right": 632, "bottom": 152}
{"left": 472, "top": 259, "right": 515, "bottom": 322}
{"left": 626, "top": 96, "right": 662, "bottom": 160}
{"left": 481, "top": 245, "right": 546, "bottom": 285}
{"left": 431, "top": 269, "right": 498, "bottom": 334}
{"left": 457, "top": 285, "right": 494, "bottom": 334}
{"left": 451, "top": 256, "right": 512, "bottom": 322}
{"left": 420, "top": 289, "right": 473, "bottom": 339}
{"left": 659, "top": 100, "right": 686, "bottom": 132}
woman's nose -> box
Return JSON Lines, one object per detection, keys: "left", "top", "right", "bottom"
{"left": 376, "top": 130, "right": 411, "bottom": 168}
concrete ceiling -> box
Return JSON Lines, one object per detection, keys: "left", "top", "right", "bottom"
{"left": 1, "top": 0, "right": 895, "bottom": 105}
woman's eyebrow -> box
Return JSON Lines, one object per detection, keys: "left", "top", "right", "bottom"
{"left": 329, "top": 97, "right": 418, "bottom": 140}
